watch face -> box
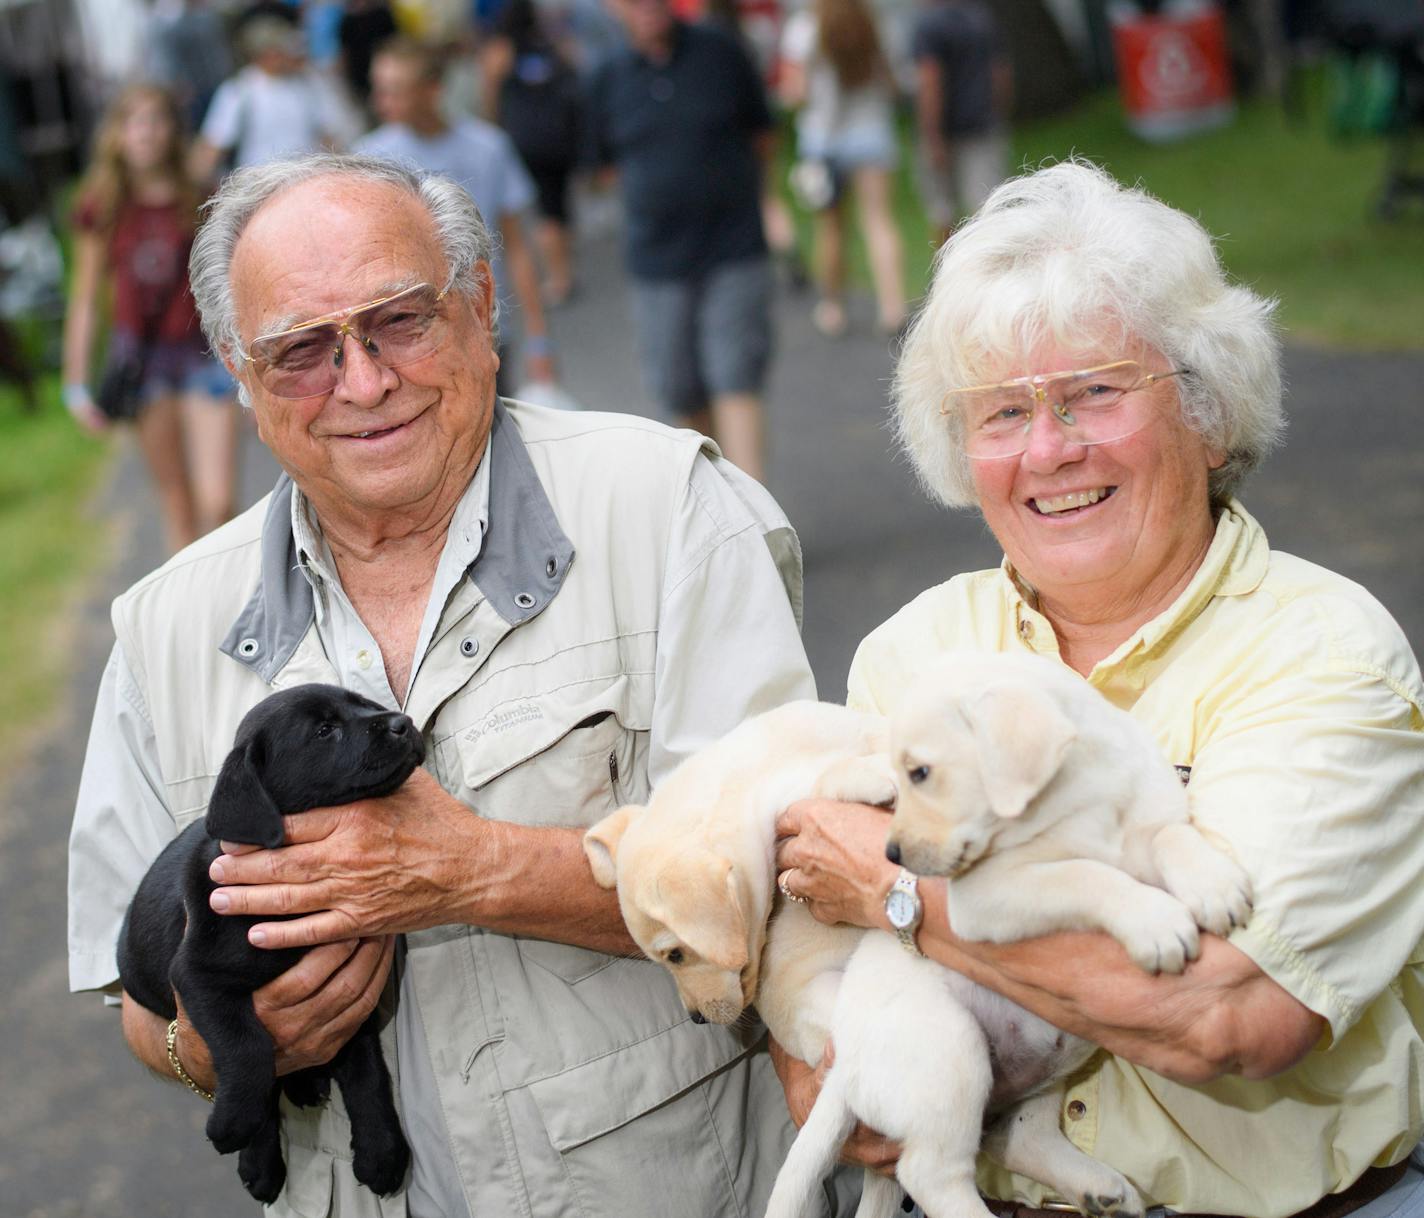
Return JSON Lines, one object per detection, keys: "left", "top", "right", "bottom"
{"left": 886, "top": 888, "right": 915, "bottom": 929}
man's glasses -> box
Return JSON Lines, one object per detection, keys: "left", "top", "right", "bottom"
{"left": 242, "top": 282, "right": 451, "bottom": 399}
{"left": 941, "top": 360, "right": 1188, "bottom": 460}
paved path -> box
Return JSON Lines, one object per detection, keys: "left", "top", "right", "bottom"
{"left": 4, "top": 225, "right": 1420, "bottom": 1217}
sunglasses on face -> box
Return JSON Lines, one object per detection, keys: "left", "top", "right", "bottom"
{"left": 241, "top": 282, "right": 452, "bottom": 399}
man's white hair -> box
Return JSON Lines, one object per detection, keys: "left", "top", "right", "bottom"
{"left": 189, "top": 152, "right": 498, "bottom": 401}
{"left": 893, "top": 159, "right": 1284, "bottom": 508}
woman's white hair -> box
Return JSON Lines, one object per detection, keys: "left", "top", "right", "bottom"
{"left": 893, "top": 159, "right": 1284, "bottom": 509}
{"left": 189, "top": 152, "right": 497, "bottom": 392}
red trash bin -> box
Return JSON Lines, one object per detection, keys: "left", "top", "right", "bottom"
{"left": 1109, "top": 0, "right": 1236, "bottom": 141}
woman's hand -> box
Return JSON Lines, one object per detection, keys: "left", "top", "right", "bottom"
{"left": 774, "top": 799, "right": 899, "bottom": 930}
{"left": 769, "top": 1035, "right": 902, "bottom": 1176}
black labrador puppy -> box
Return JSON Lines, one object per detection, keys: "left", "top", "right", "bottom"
{"left": 118, "top": 684, "right": 422, "bottom": 1203}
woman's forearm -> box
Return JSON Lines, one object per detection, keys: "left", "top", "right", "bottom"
{"left": 916, "top": 878, "right": 1324, "bottom": 1083}
{"left": 61, "top": 233, "right": 104, "bottom": 386}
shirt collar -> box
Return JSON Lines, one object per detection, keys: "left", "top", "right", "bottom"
{"left": 288, "top": 442, "right": 492, "bottom": 594}
{"left": 1000, "top": 498, "right": 1270, "bottom": 668}
{"left": 222, "top": 399, "right": 574, "bottom": 681}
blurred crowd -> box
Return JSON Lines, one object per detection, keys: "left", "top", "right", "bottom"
{"left": 4, "top": 0, "right": 1019, "bottom": 534}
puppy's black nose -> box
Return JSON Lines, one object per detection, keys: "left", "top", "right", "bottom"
{"left": 689, "top": 1011, "right": 707, "bottom": 1025}
{"left": 885, "top": 841, "right": 901, "bottom": 864}
{"left": 384, "top": 715, "right": 412, "bottom": 737}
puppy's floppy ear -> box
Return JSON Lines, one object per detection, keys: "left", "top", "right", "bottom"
{"left": 969, "top": 683, "right": 1077, "bottom": 819}
{"left": 583, "top": 804, "right": 642, "bottom": 889}
{"left": 206, "top": 739, "right": 286, "bottom": 848}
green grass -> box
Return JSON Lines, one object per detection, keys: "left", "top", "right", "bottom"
{"left": 0, "top": 378, "right": 112, "bottom": 766}
{"left": 784, "top": 74, "right": 1424, "bottom": 350}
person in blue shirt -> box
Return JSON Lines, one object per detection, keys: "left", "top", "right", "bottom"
{"left": 357, "top": 37, "right": 555, "bottom": 394}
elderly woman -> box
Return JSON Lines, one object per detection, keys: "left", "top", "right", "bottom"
{"left": 772, "top": 161, "right": 1424, "bottom": 1218}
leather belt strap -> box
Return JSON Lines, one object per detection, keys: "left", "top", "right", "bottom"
{"left": 983, "top": 1160, "right": 1409, "bottom": 1218}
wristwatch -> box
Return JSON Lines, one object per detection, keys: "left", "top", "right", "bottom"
{"left": 884, "top": 868, "right": 924, "bottom": 956}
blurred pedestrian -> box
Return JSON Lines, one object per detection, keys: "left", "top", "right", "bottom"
{"left": 911, "top": 0, "right": 1012, "bottom": 248}
{"left": 587, "top": 0, "right": 775, "bottom": 482}
{"left": 191, "top": 16, "right": 363, "bottom": 183}
{"left": 780, "top": 0, "right": 906, "bottom": 337}
{"left": 61, "top": 84, "right": 240, "bottom": 553}
{"left": 479, "top": 0, "right": 583, "bottom": 305}
{"left": 338, "top": 0, "right": 400, "bottom": 111}
{"left": 358, "top": 37, "right": 557, "bottom": 394}
{"left": 143, "top": 0, "right": 235, "bottom": 133}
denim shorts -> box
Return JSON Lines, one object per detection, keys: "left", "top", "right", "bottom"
{"left": 628, "top": 257, "right": 774, "bottom": 421}
{"left": 113, "top": 334, "right": 236, "bottom": 403}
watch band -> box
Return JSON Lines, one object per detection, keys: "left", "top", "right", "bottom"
{"left": 887, "top": 867, "right": 924, "bottom": 957}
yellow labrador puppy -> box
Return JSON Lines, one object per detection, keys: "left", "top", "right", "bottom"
{"left": 583, "top": 701, "right": 889, "bottom": 1030}
{"left": 887, "top": 651, "right": 1254, "bottom": 971}
{"left": 583, "top": 699, "right": 1156, "bottom": 1218}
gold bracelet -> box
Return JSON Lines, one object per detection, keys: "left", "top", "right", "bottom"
{"left": 166, "top": 1017, "right": 215, "bottom": 1102}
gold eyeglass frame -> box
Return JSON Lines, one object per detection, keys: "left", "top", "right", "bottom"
{"left": 240, "top": 281, "right": 452, "bottom": 396}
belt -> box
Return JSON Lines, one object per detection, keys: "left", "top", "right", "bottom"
{"left": 983, "top": 1160, "right": 1409, "bottom": 1218}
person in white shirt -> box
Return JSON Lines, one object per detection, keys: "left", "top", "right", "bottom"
{"left": 192, "top": 17, "right": 362, "bottom": 182}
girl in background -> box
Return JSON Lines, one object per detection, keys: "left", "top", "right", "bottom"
{"left": 780, "top": 0, "right": 906, "bottom": 338}
{"left": 62, "top": 83, "right": 240, "bottom": 554}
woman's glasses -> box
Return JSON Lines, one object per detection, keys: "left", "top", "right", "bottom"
{"left": 942, "top": 361, "right": 1188, "bottom": 460}
{"left": 242, "top": 283, "right": 451, "bottom": 399}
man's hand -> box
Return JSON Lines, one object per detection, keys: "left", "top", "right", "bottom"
{"left": 134, "top": 937, "right": 395, "bottom": 1093}
{"left": 210, "top": 768, "right": 483, "bottom": 948}
{"left": 253, "top": 937, "right": 395, "bottom": 1073}
{"left": 774, "top": 800, "right": 899, "bottom": 929}
{"left": 769, "top": 1035, "right": 902, "bottom": 1176}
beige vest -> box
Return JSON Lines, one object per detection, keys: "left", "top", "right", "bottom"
{"left": 113, "top": 403, "right": 839, "bottom": 1217}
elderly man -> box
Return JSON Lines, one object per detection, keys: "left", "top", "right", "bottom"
{"left": 68, "top": 153, "right": 846, "bottom": 1217}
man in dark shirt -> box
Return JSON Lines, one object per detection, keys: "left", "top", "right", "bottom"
{"left": 911, "top": 0, "right": 1013, "bottom": 246}
{"left": 586, "top": 0, "right": 774, "bottom": 482}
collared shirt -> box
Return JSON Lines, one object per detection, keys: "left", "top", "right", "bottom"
{"left": 290, "top": 447, "right": 492, "bottom": 710}
{"left": 585, "top": 21, "right": 770, "bottom": 280}
{"left": 847, "top": 500, "right": 1424, "bottom": 1218}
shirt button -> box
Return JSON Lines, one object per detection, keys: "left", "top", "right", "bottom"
{"left": 1019, "top": 619, "right": 1034, "bottom": 639}
{"left": 356, "top": 648, "right": 373, "bottom": 670}
{"left": 460, "top": 637, "right": 479, "bottom": 657}
{"left": 1066, "top": 1100, "right": 1087, "bottom": 1120}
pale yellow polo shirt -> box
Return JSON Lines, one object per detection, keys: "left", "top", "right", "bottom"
{"left": 846, "top": 501, "right": 1424, "bottom": 1218}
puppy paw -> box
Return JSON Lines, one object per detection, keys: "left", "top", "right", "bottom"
{"left": 1114, "top": 888, "right": 1200, "bottom": 975}
{"left": 353, "top": 1129, "right": 411, "bottom": 1196}
{"left": 207, "top": 1103, "right": 266, "bottom": 1155}
{"left": 1152, "top": 823, "right": 1253, "bottom": 938}
{"left": 1078, "top": 1182, "right": 1144, "bottom": 1218}
{"left": 281, "top": 1071, "right": 331, "bottom": 1108}
{"left": 237, "top": 1138, "right": 287, "bottom": 1205}
{"left": 814, "top": 755, "right": 898, "bottom": 808}
{"left": 1160, "top": 848, "right": 1253, "bottom": 938}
